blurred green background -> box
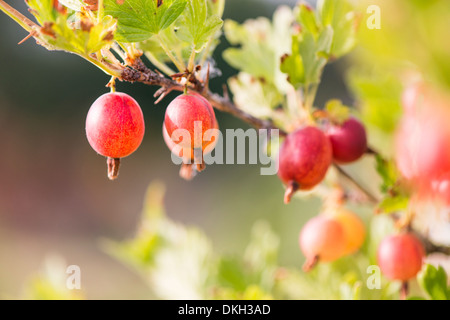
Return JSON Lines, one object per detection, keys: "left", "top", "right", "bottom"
{"left": 0, "top": 0, "right": 376, "bottom": 299}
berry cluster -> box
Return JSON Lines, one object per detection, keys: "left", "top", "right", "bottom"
{"left": 85, "top": 92, "right": 217, "bottom": 180}
{"left": 396, "top": 82, "right": 450, "bottom": 204}
{"left": 84, "top": 91, "right": 427, "bottom": 295}
{"left": 278, "top": 117, "right": 367, "bottom": 204}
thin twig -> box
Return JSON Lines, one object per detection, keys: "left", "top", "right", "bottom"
{"left": 122, "top": 58, "right": 287, "bottom": 136}
{"left": 0, "top": 0, "right": 38, "bottom": 32}
{"left": 334, "top": 164, "right": 379, "bottom": 204}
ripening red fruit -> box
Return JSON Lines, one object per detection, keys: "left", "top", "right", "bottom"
{"left": 326, "top": 117, "right": 367, "bottom": 164}
{"left": 277, "top": 126, "right": 332, "bottom": 203}
{"left": 395, "top": 85, "right": 450, "bottom": 203}
{"left": 401, "top": 82, "right": 426, "bottom": 114}
{"left": 328, "top": 208, "right": 366, "bottom": 255}
{"left": 164, "top": 94, "right": 216, "bottom": 149}
{"left": 377, "top": 233, "right": 425, "bottom": 281}
{"left": 86, "top": 92, "right": 145, "bottom": 180}
{"left": 299, "top": 215, "right": 345, "bottom": 271}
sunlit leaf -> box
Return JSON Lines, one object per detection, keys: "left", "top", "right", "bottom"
{"left": 104, "top": 0, "right": 188, "bottom": 42}
{"left": 175, "top": 0, "right": 223, "bottom": 52}
{"left": 27, "top": 0, "right": 116, "bottom": 54}
{"left": 418, "top": 264, "right": 450, "bottom": 300}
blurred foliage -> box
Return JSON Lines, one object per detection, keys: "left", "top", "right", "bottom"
{"left": 24, "top": 255, "right": 84, "bottom": 300}
{"left": 96, "top": 181, "right": 428, "bottom": 300}
{"left": 2, "top": 0, "right": 449, "bottom": 301}
{"left": 223, "top": 6, "right": 292, "bottom": 119}
{"left": 348, "top": 0, "right": 450, "bottom": 157}
{"left": 27, "top": 0, "right": 116, "bottom": 54}
{"left": 415, "top": 264, "right": 450, "bottom": 300}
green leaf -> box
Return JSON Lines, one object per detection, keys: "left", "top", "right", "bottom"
{"left": 228, "top": 73, "right": 284, "bottom": 118}
{"left": 217, "top": 257, "right": 248, "bottom": 291}
{"left": 223, "top": 19, "right": 275, "bottom": 81}
{"left": 297, "top": 3, "right": 319, "bottom": 38}
{"left": 418, "top": 264, "right": 450, "bottom": 300}
{"left": 280, "top": 40, "right": 304, "bottom": 86}
{"left": 223, "top": 7, "right": 293, "bottom": 92}
{"left": 316, "top": 26, "right": 333, "bottom": 57}
{"left": 375, "top": 155, "right": 399, "bottom": 193}
{"left": 104, "top": 0, "right": 188, "bottom": 43}
{"left": 280, "top": 26, "right": 332, "bottom": 88}
{"left": 27, "top": 0, "right": 116, "bottom": 55}
{"left": 316, "top": 0, "right": 357, "bottom": 58}
{"left": 298, "top": 33, "right": 322, "bottom": 85}
{"left": 377, "top": 196, "right": 409, "bottom": 214}
{"left": 27, "top": 0, "right": 59, "bottom": 24}
{"left": 176, "top": 0, "right": 223, "bottom": 52}
{"left": 348, "top": 71, "right": 403, "bottom": 156}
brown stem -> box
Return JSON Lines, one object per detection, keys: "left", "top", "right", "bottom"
{"left": 121, "top": 60, "right": 287, "bottom": 137}
{"left": 302, "top": 255, "right": 319, "bottom": 272}
{"left": 179, "top": 163, "right": 195, "bottom": 181}
{"left": 411, "top": 230, "right": 450, "bottom": 255}
{"left": 400, "top": 281, "right": 409, "bottom": 300}
{"left": 107, "top": 157, "right": 120, "bottom": 180}
{"left": 284, "top": 181, "right": 299, "bottom": 204}
{"left": 0, "top": 0, "right": 39, "bottom": 32}
{"left": 366, "top": 146, "right": 378, "bottom": 155}
{"left": 334, "top": 164, "right": 379, "bottom": 204}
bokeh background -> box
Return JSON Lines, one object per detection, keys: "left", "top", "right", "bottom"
{"left": 0, "top": 0, "right": 378, "bottom": 299}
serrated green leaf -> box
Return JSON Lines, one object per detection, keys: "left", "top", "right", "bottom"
{"left": 297, "top": 3, "right": 319, "bottom": 38}
{"left": 176, "top": 0, "right": 223, "bottom": 51}
{"left": 228, "top": 73, "right": 283, "bottom": 118}
{"left": 281, "top": 29, "right": 330, "bottom": 88}
{"left": 28, "top": 0, "right": 59, "bottom": 24}
{"left": 104, "top": 0, "right": 188, "bottom": 43}
{"left": 223, "top": 19, "right": 275, "bottom": 80}
{"left": 27, "top": 0, "right": 116, "bottom": 55}
{"left": 418, "top": 264, "right": 450, "bottom": 300}
{"left": 280, "top": 39, "right": 304, "bottom": 86}
{"left": 316, "top": 0, "right": 357, "bottom": 58}
{"left": 224, "top": 7, "right": 293, "bottom": 97}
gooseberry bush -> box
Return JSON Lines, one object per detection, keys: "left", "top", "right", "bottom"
{"left": 2, "top": 0, "right": 450, "bottom": 300}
